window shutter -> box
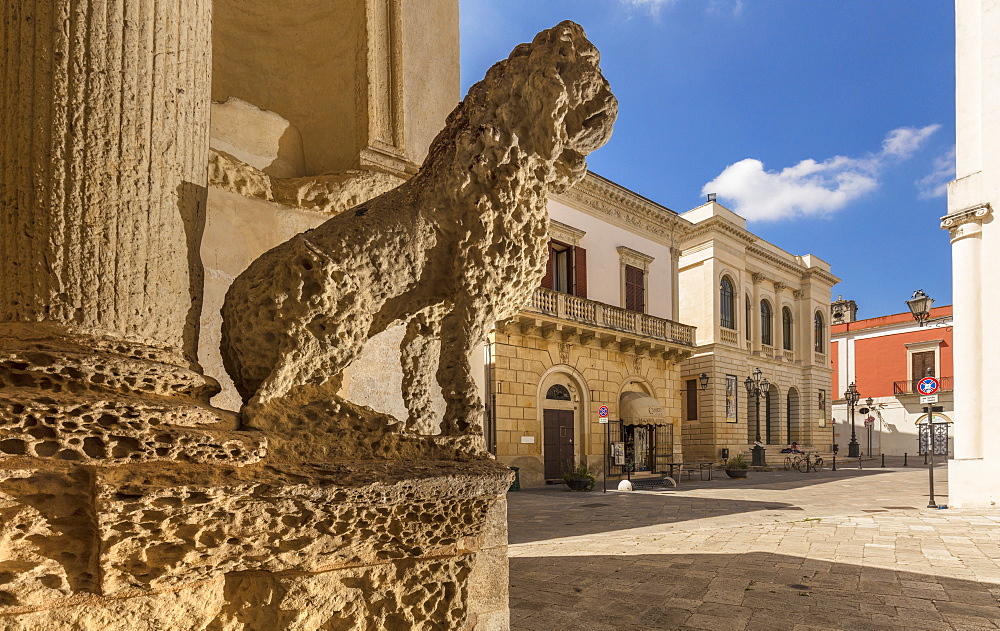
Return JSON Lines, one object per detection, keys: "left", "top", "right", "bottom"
{"left": 541, "top": 242, "right": 554, "bottom": 289}
{"left": 625, "top": 265, "right": 645, "bottom": 312}
{"left": 574, "top": 246, "right": 587, "bottom": 298}
{"left": 685, "top": 379, "right": 698, "bottom": 420}
{"left": 912, "top": 351, "right": 935, "bottom": 379}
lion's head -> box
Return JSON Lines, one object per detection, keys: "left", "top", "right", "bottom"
{"left": 422, "top": 20, "right": 617, "bottom": 196}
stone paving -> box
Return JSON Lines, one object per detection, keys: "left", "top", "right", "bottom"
{"left": 507, "top": 461, "right": 1000, "bottom": 630}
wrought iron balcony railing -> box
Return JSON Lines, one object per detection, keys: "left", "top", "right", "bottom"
{"left": 893, "top": 376, "right": 954, "bottom": 396}
{"left": 523, "top": 287, "right": 696, "bottom": 347}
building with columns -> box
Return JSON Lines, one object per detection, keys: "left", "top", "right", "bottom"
{"left": 678, "top": 201, "right": 839, "bottom": 464}
{"left": 943, "top": 0, "right": 1000, "bottom": 508}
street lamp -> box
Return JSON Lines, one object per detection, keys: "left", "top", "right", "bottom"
{"left": 907, "top": 290, "right": 939, "bottom": 508}
{"left": 699, "top": 372, "right": 710, "bottom": 390}
{"left": 744, "top": 367, "right": 769, "bottom": 466}
{"left": 906, "top": 289, "right": 934, "bottom": 326}
{"left": 865, "top": 396, "right": 874, "bottom": 457}
{"left": 845, "top": 382, "right": 861, "bottom": 458}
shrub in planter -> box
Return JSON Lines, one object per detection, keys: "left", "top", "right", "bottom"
{"left": 725, "top": 453, "right": 749, "bottom": 479}
{"left": 563, "top": 466, "right": 596, "bottom": 491}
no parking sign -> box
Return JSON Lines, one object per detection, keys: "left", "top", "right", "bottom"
{"left": 598, "top": 405, "right": 609, "bottom": 424}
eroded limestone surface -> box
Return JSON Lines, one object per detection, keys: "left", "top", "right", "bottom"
{"left": 222, "top": 22, "right": 617, "bottom": 442}
{"left": 0, "top": 459, "right": 510, "bottom": 627}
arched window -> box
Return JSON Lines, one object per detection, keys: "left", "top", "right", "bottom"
{"left": 782, "top": 307, "right": 793, "bottom": 351}
{"left": 720, "top": 276, "right": 735, "bottom": 329}
{"left": 760, "top": 300, "right": 773, "bottom": 346}
{"left": 814, "top": 312, "right": 825, "bottom": 353}
{"left": 546, "top": 384, "right": 571, "bottom": 401}
{"left": 745, "top": 295, "right": 752, "bottom": 341}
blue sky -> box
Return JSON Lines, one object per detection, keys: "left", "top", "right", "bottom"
{"left": 460, "top": 0, "right": 956, "bottom": 319}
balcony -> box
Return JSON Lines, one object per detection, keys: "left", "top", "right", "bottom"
{"left": 893, "top": 377, "right": 954, "bottom": 396}
{"left": 520, "top": 287, "right": 696, "bottom": 349}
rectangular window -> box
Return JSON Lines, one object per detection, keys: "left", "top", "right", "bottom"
{"left": 912, "top": 350, "right": 935, "bottom": 380}
{"left": 541, "top": 240, "right": 587, "bottom": 298}
{"left": 685, "top": 379, "right": 698, "bottom": 421}
{"left": 725, "top": 375, "right": 738, "bottom": 423}
{"left": 625, "top": 264, "right": 645, "bottom": 312}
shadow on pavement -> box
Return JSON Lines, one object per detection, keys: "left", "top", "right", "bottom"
{"left": 507, "top": 490, "right": 801, "bottom": 545}
{"left": 509, "top": 551, "right": 1000, "bottom": 631}
{"left": 674, "top": 467, "right": 894, "bottom": 492}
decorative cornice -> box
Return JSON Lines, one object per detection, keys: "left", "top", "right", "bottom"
{"left": 682, "top": 215, "right": 757, "bottom": 248}
{"left": 549, "top": 220, "right": 587, "bottom": 246}
{"left": 617, "top": 246, "right": 655, "bottom": 271}
{"left": 556, "top": 172, "right": 688, "bottom": 244}
{"left": 941, "top": 203, "right": 992, "bottom": 230}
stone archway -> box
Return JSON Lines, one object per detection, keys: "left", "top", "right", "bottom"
{"left": 538, "top": 367, "right": 589, "bottom": 480}
{"left": 787, "top": 387, "right": 800, "bottom": 445}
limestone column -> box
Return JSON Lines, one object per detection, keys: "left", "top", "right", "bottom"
{"left": 1, "top": 0, "right": 210, "bottom": 359}
{"left": 0, "top": 0, "right": 258, "bottom": 462}
{"left": 942, "top": 206, "right": 991, "bottom": 460}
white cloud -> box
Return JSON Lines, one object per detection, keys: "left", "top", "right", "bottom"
{"left": 620, "top": 0, "right": 677, "bottom": 16}
{"left": 702, "top": 125, "right": 940, "bottom": 221}
{"left": 620, "top": 0, "right": 742, "bottom": 18}
{"left": 882, "top": 124, "right": 940, "bottom": 159}
{"left": 916, "top": 146, "right": 956, "bottom": 199}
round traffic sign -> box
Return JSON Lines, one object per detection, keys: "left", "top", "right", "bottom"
{"left": 598, "top": 405, "right": 609, "bottom": 418}
{"left": 917, "top": 377, "right": 940, "bottom": 395}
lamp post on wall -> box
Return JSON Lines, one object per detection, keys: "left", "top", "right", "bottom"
{"left": 906, "top": 289, "right": 934, "bottom": 327}
{"left": 744, "top": 367, "right": 769, "bottom": 467}
{"left": 845, "top": 382, "right": 861, "bottom": 458}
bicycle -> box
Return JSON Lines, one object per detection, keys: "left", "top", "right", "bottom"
{"left": 783, "top": 454, "right": 803, "bottom": 471}
{"left": 794, "top": 453, "right": 824, "bottom": 472}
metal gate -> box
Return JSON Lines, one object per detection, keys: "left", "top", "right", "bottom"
{"left": 605, "top": 420, "right": 674, "bottom": 480}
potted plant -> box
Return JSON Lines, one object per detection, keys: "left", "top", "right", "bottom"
{"left": 563, "top": 465, "right": 596, "bottom": 491}
{"left": 725, "top": 453, "right": 749, "bottom": 479}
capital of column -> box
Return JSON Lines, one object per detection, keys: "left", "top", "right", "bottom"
{"left": 751, "top": 272, "right": 765, "bottom": 285}
{"left": 942, "top": 203, "right": 992, "bottom": 242}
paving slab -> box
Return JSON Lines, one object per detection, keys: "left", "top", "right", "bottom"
{"left": 508, "top": 463, "right": 1000, "bottom": 630}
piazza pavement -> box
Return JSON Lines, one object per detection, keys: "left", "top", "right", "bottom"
{"left": 506, "top": 459, "right": 1000, "bottom": 630}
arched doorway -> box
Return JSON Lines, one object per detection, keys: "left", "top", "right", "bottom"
{"left": 765, "top": 384, "right": 780, "bottom": 444}
{"left": 619, "top": 390, "right": 672, "bottom": 474}
{"left": 787, "top": 387, "right": 800, "bottom": 444}
{"left": 538, "top": 369, "right": 588, "bottom": 481}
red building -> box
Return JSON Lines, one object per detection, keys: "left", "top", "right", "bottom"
{"left": 830, "top": 304, "right": 953, "bottom": 457}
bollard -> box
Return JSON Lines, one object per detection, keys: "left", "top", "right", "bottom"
{"left": 858, "top": 456, "right": 862, "bottom": 469}
{"left": 881, "top": 453, "right": 885, "bottom": 468}
{"left": 904, "top": 452, "right": 908, "bottom": 466}
{"left": 832, "top": 454, "right": 836, "bottom": 471}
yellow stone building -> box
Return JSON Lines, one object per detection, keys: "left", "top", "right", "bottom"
{"left": 486, "top": 174, "right": 697, "bottom": 488}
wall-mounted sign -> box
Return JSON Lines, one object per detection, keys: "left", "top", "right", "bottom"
{"left": 611, "top": 442, "right": 625, "bottom": 465}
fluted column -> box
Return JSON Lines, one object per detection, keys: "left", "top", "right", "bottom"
{"left": 0, "top": 0, "right": 262, "bottom": 464}
{"left": 1, "top": 0, "right": 211, "bottom": 361}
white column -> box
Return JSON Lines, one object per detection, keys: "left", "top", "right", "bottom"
{"left": 946, "top": 213, "right": 987, "bottom": 459}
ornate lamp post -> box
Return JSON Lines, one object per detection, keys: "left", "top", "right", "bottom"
{"left": 865, "top": 396, "right": 875, "bottom": 457}
{"left": 845, "top": 382, "right": 861, "bottom": 458}
{"left": 907, "top": 290, "right": 939, "bottom": 508}
{"left": 906, "top": 289, "right": 934, "bottom": 327}
{"left": 744, "top": 367, "right": 769, "bottom": 466}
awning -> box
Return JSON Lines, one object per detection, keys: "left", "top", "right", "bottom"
{"left": 619, "top": 391, "right": 666, "bottom": 425}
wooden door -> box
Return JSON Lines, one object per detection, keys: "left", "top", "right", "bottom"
{"left": 543, "top": 409, "right": 575, "bottom": 480}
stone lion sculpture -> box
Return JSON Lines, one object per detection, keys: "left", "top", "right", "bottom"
{"left": 221, "top": 20, "right": 617, "bottom": 435}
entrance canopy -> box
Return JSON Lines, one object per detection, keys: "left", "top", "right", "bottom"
{"left": 620, "top": 391, "right": 666, "bottom": 424}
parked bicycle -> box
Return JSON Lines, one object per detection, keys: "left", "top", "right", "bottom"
{"left": 783, "top": 452, "right": 824, "bottom": 472}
